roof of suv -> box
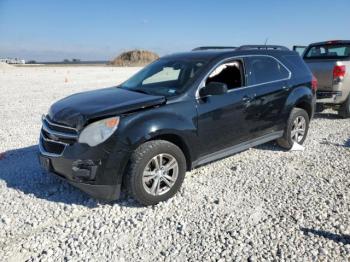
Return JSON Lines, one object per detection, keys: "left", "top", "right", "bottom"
{"left": 162, "top": 48, "right": 296, "bottom": 62}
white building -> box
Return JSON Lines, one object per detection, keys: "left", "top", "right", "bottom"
{"left": 0, "top": 58, "right": 26, "bottom": 64}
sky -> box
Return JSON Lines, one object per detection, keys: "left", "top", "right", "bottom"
{"left": 0, "top": 0, "right": 349, "bottom": 62}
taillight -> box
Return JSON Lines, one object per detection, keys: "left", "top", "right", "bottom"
{"left": 333, "top": 65, "right": 346, "bottom": 79}
{"left": 311, "top": 75, "right": 318, "bottom": 92}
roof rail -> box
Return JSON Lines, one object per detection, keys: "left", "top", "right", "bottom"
{"left": 192, "top": 46, "right": 236, "bottom": 51}
{"left": 236, "top": 45, "right": 289, "bottom": 51}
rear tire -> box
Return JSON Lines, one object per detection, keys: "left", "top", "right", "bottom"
{"left": 277, "top": 108, "right": 309, "bottom": 150}
{"left": 125, "top": 140, "right": 186, "bottom": 206}
{"left": 338, "top": 95, "right": 350, "bottom": 118}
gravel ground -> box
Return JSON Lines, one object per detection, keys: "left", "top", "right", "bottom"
{"left": 0, "top": 66, "right": 349, "bottom": 261}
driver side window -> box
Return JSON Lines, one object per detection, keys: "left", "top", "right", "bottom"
{"left": 206, "top": 60, "right": 244, "bottom": 90}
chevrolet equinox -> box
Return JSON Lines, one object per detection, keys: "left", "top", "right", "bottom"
{"left": 39, "top": 45, "right": 316, "bottom": 205}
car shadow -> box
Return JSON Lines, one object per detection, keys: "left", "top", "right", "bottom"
{"left": 320, "top": 138, "right": 350, "bottom": 148}
{"left": 254, "top": 141, "right": 286, "bottom": 152}
{"left": 0, "top": 145, "right": 137, "bottom": 208}
{"left": 301, "top": 227, "right": 350, "bottom": 245}
{"left": 314, "top": 112, "right": 343, "bottom": 120}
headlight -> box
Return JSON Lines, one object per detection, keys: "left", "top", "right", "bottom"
{"left": 78, "top": 116, "right": 120, "bottom": 147}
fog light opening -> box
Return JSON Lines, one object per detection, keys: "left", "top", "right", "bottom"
{"left": 72, "top": 160, "right": 99, "bottom": 181}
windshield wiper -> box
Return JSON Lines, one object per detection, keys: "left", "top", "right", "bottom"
{"left": 127, "top": 88, "right": 151, "bottom": 95}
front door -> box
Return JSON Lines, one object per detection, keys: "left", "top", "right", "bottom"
{"left": 195, "top": 59, "right": 254, "bottom": 157}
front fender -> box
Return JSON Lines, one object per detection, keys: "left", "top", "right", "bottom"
{"left": 116, "top": 100, "right": 199, "bottom": 157}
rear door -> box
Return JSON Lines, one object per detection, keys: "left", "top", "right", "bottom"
{"left": 244, "top": 56, "right": 292, "bottom": 137}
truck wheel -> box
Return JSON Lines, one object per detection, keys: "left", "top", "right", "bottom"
{"left": 277, "top": 108, "right": 309, "bottom": 150}
{"left": 338, "top": 95, "right": 350, "bottom": 118}
{"left": 126, "top": 140, "right": 186, "bottom": 206}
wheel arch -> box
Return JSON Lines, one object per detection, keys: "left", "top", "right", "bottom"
{"left": 148, "top": 134, "right": 193, "bottom": 171}
{"left": 118, "top": 130, "right": 194, "bottom": 189}
{"left": 119, "top": 132, "right": 193, "bottom": 193}
{"left": 285, "top": 85, "right": 314, "bottom": 119}
{"left": 118, "top": 106, "right": 197, "bottom": 173}
{"left": 294, "top": 100, "right": 312, "bottom": 119}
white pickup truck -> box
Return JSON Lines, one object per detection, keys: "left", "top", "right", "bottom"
{"left": 294, "top": 40, "right": 350, "bottom": 118}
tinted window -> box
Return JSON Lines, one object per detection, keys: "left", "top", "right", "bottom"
{"left": 305, "top": 44, "right": 350, "bottom": 59}
{"left": 246, "top": 56, "right": 290, "bottom": 85}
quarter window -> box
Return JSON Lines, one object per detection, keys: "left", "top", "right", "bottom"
{"left": 246, "top": 56, "right": 290, "bottom": 85}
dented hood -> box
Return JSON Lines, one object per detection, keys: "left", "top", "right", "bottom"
{"left": 48, "top": 87, "right": 165, "bottom": 129}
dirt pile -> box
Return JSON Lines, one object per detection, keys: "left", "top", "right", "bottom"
{"left": 110, "top": 50, "right": 159, "bottom": 66}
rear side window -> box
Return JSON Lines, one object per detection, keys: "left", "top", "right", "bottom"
{"left": 246, "top": 56, "right": 290, "bottom": 85}
{"left": 305, "top": 44, "right": 350, "bottom": 59}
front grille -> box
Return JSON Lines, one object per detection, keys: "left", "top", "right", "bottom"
{"left": 43, "top": 117, "right": 78, "bottom": 136}
{"left": 39, "top": 116, "right": 79, "bottom": 157}
{"left": 41, "top": 136, "right": 66, "bottom": 155}
{"left": 41, "top": 129, "right": 76, "bottom": 144}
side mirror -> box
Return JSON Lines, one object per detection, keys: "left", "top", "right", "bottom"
{"left": 199, "top": 82, "right": 228, "bottom": 97}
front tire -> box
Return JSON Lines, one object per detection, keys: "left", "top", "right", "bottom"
{"left": 338, "top": 95, "right": 350, "bottom": 118}
{"left": 126, "top": 140, "right": 186, "bottom": 206}
{"left": 277, "top": 108, "right": 310, "bottom": 150}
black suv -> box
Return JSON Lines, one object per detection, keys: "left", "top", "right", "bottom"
{"left": 39, "top": 45, "right": 316, "bottom": 205}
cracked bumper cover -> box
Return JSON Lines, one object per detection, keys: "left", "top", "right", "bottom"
{"left": 51, "top": 170, "right": 121, "bottom": 201}
{"left": 38, "top": 138, "right": 131, "bottom": 201}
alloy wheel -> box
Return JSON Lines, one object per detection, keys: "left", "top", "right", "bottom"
{"left": 291, "top": 116, "right": 306, "bottom": 143}
{"left": 142, "top": 153, "right": 179, "bottom": 196}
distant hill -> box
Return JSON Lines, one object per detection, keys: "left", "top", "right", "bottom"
{"left": 110, "top": 50, "right": 159, "bottom": 66}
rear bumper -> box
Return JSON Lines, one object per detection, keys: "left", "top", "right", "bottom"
{"left": 316, "top": 91, "right": 343, "bottom": 104}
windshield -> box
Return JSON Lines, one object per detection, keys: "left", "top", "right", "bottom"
{"left": 119, "top": 58, "right": 207, "bottom": 97}
{"left": 305, "top": 44, "right": 350, "bottom": 59}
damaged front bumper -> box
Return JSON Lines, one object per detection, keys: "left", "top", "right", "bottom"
{"left": 38, "top": 117, "right": 131, "bottom": 201}
{"left": 38, "top": 153, "right": 121, "bottom": 201}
